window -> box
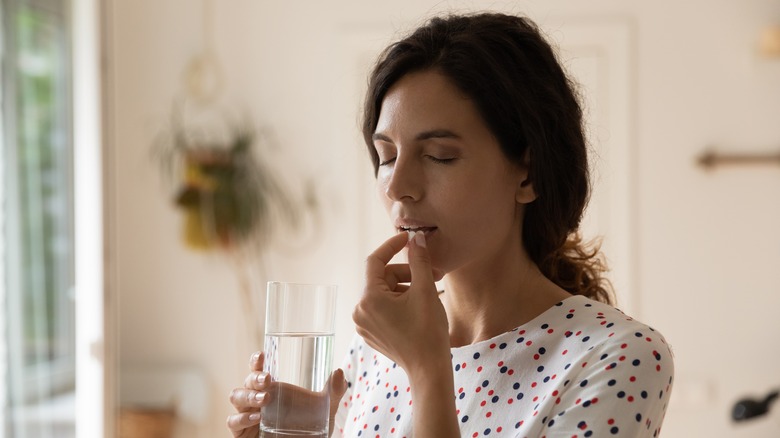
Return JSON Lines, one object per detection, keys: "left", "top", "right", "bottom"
{"left": 1, "top": 0, "right": 75, "bottom": 436}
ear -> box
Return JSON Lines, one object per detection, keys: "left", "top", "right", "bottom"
{"left": 515, "top": 149, "right": 537, "bottom": 204}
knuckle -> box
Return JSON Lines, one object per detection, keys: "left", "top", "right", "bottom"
{"left": 352, "top": 305, "right": 362, "bottom": 325}
{"left": 229, "top": 388, "right": 243, "bottom": 405}
{"left": 226, "top": 413, "right": 243, "bottom": 430}
{"left": 244, "top": 372, "right": 260, "bottom": 388}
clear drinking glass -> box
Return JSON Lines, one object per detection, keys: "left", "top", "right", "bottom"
{"left": 260, "top": 282, "right": 337, "bottom": 437}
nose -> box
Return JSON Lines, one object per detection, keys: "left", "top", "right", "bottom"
{"left": 383, "top": 155, "right": 422, "bottom": 202}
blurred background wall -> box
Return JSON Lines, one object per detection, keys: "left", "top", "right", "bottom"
{"left": 107, "top": 0, "right": 780, "bottom": 436}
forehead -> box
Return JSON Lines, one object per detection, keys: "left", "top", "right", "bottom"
{"left": 376, "top": 70, "right": 484, "bottom": 135}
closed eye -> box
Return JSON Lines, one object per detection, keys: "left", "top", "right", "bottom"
{"left": 427, "top": 156, "right": 456, "bottom": 164}
{"left": 379, "top": 157, "right": 397, "bottom": 166}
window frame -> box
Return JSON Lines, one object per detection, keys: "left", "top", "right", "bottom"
{"left": 1, "top": 0, "right": 76, "bottom": 407}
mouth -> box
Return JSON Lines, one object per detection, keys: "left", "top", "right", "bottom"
{"left": 398, "top": 225, "right": 438, "bottom": 235}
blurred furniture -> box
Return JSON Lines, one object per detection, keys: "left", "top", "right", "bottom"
{"left": 119, "top": 366, "right": 209, "bottom": 437}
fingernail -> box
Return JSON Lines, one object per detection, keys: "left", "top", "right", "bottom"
{"left": 249, "top": 413, "right": 261, "bottom": 421}
{"left": 255, "top": 392, "right": 265, "bottom": 402}
{"left": 414, "top": 231, "right": 426, "bottom": 248}
{"left": 251, "top": 352, "right": 260, "bottom": 363}
{"left": 256, "top": 373, "right": 268, "bottom": 384}
{"left": 407, "top": 230, "right": 416, "bottom": 242}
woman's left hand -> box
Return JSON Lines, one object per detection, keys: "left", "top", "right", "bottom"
{"left": 352, "top": 231, "right": 449, "bottom": 377}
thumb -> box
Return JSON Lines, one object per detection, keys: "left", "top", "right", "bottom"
{"left": 408, "top": 231, "right": 435, "bottom": 288}
{"left": 328, "top": 368, "right": 347, "bottom": 420}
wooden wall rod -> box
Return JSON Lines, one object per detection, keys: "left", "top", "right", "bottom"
{"left": 697, "top": 149, "right": 780, "bottom": 170}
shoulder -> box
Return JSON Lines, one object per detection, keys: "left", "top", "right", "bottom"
{"left": 583, "top": 296, "right": 672, "bottom": 354}
{"left": 564, "top": 295, "right": 675, "bottom": 389}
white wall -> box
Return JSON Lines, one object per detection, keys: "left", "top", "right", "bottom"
{"left": 109, "top": 0, "right": 780, "bottom": 436}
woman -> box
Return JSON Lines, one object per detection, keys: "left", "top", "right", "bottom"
{"left": 228, "top": 12, "right": 674, "bottom": 437}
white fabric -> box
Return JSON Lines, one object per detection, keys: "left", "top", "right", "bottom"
{"left": 332, "top": 295, "right": 674, "bottom": 437}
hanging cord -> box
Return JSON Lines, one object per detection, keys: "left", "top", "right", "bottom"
{"left": 183, "top": 0, "right": 224, "bottom": 103}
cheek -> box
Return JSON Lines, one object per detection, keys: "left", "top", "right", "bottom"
{"left": 451, "top": 179, "right": 518, "bottom": 227}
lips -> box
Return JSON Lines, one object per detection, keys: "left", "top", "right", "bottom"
{"left": 395, "top": 217, "right": 437, "bottom": 236}
{"left": 398, "top": 225, "right": 437, "bottom": 237}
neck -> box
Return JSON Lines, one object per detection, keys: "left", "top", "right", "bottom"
{"left": 440, "top": 245, "right": 570, "bottom": 348}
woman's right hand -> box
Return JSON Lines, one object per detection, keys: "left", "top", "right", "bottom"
{"left": 226, "top": 351, "right": 348, "bottom": 438}
{"left": 226, "top": 351, "right": 270, "bottom": 438}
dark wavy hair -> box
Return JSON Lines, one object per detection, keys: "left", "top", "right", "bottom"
{"left": 362, "top": 12, "right": 613, "bottom": 304}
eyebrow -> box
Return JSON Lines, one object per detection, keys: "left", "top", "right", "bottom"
{"left": 372, "top": 129, "right": 462, "bottom": 143}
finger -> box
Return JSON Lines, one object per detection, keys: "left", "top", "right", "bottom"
{"left": 249, "top": 351, "right": 264, "bottom": 372}
{"left": 408, "top": 231, "right": 436, "bottom": 287}
{"left": 226, "top": 411, "right": 262, "bottom": 432}
{"left": 384, "top": 263, "right": 411, "bottom": 289}
{"left": 330, "top": 368, "right": 348, "bottom": 401}
{"left": 328, "top": 368, "right": 348, "bottom": 420}
{"left": 229, "top": 387, "right": 268, "bottom": 412}
{"left": 365, "top": 233, "right": 409, "bottom": 283}
{"left": 244, "top": 370, "right": 271, "bottom": 390}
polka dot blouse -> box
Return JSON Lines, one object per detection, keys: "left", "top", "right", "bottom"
{"left": 332, "top": 295, "right": 674, "bottom": 437}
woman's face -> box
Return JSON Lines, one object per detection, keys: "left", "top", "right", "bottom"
{"left": 373, "top": 69, "right": 532, "bottom": 275}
